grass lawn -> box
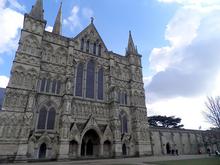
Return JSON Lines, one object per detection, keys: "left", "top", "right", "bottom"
{"left": 149, "top": 157, "right": 220, "bottom": 165}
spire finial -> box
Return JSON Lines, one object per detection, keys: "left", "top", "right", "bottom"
{"left": 29, "top": 0, "right": 44, "bottom": 21}
{"left": 91, "top": 17, "right": 94, "bottom": 24}
{"left": 126, "top": 30, "right": 138, "bottom": 55}
{"left": 52, "top": 2, "right": 62, "bottom": 35}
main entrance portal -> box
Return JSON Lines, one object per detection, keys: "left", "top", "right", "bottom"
{"left": 81, "top": 129, "right": 100, "bottom": 157}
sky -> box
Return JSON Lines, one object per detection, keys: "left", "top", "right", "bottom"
{"left": 0, "top": 0, "right": 220, "bottom": 130}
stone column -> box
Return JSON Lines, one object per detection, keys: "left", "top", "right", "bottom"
{"left": 58, "top": 140, "right": 69, "bottom": 159}
{"left": 100, "top": 143, "right": 104, "bottom": 157}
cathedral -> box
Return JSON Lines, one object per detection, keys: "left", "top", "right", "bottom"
{"left": 0, "top": 0, "right": 151, "bottom": 160}
{"left": 0, "top": 0, "right": 219, "bottom": 162}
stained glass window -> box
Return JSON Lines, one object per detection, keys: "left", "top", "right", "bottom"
{"left": 47, "top": 108, "right": 56, "bottom": 129}
{"left": 119, "top": 112, "right": 128, "bottom": 133}
{"left": 93, "top": 43, "right": 96, "bottom": 55}
{"left": 125, "top": 93, "right": 128, "bottom": 105}
{"left": 56, "top": 80, "right": 61, "bottom": 94}
{"left": 40, "top": 78, "right": 46, "bottom": 92}
{"left": 98, "top": 44, "right": 101, "bottom": 56}
{"left": 46, "top": 79, "right": 51, "bottom": 92}
{"left": 98, "top": 68, "right": 104, "bottom": 100}
{"left": 75, "top": 63, "right": 84, "bottom": 97}
{"left": 86, "top": 40, "right": 90, "bottom": 53}
{"left": 81, "top": 38, "right": 84, "bottom": 51}
{"left": 37, "top": 107, "right": 47, "bottom": 129}
{"left": 52, "top": 80, "right": 56, "bottom": 93}
{"left": 86, "top": 60, "right": 95, "bottom": 98}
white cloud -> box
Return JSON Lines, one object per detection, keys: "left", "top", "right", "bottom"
{"left": 147, "top": 1, "right": 220, "bottom": 129}
{"left": 0, "top": 0, "right": 23, "bottom": 57}
{"left": 63, "top": 5, "right": 82, "bottom": 31}
{"left": 45, "top": 26, "right": 53, "bottom": 32}
{"left": 63, "top": 5, "right": 94, "bottom": 31}
{"left": 8, "top": 0, "right": 26, "bottom": 12}
{"left": 0, "top": 75, "right": 9, "bottom": 88}
{"left": 82, "top": 7, "right": 94, "bottom": 20}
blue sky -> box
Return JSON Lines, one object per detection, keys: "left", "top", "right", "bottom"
{"left": 1, "top": 0, "right": 220, "bottom": 130}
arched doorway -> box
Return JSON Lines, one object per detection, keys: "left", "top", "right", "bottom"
{"left": 81, "top": 129, "right": 100, "bottom": 157}
{"left": 39, "top": 143, "right": 47, "bottom": 159}
{"left": 166, "top": 143, "right": 171, "bottom": 154}
{"left": 103, "top": 140, "right": 111, "bottom": 157}
{"left": 69, "top": 140, "right": 78, "bottom": 158}
{"left": 122, "top": 143, "right": 127, "bottom": 156}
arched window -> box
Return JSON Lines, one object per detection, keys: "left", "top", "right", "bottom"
{"left": 37, "top": 107, "right": 47, "bottom": 129}
{"left": 52, "top": 80, "right": 56, "bottom": 93}
{"left": 98, "top": 68, "right": 104, "bottom": 100}
{"left": 37, "top": 103, "right": 56, "bottom": 130}
{"left": 86, "top": 40, "right": 90, "bottom": 53}
{"left": 75, "top": 63, "right": 84, "bottom": 97}
{"left": 98, "top": 44, "right": 101, "bottom": 56}
{"left": 81, "top": 38, "right": 84, "bottom": 51}
{"left": 125, "top": 93, "right": 128, "bottom": 105}
{"left": 45, "top": 79, "right": 51, "bottom": 92}
{"left": 40, "top": 78, "right": 46, "bottom": 92}
{"left": 86, "top": 60, "right": 95, "bottom": 98}
{"left": 119, "top": 111, "right": 128, "bottom": 134}
{"left": 56, "top": 80, "right": 61, "bottom": 94}
{"left": 93, "top": 43, "right": 96, "bottom": 55}
{"left": 47, "top": 108, "right": 56, "bottom": 129}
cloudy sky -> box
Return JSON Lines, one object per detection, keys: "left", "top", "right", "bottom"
{"left": 0, "top": 0, "right": 220, "bottom": 130}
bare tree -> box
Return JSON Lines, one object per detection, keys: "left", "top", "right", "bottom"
{"left": 204, "top": 96, "right": 220, "bottom": 128}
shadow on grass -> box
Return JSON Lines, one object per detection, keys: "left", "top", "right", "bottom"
{"left": 144, "top": 157, "right": 220, "bottom": 165}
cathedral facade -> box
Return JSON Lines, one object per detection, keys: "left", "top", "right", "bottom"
{"left": 0, "top": 0, "right": 151, "bottom": 160}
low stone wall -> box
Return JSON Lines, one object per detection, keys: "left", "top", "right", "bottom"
{"left": 149, "top": 127, "right": 220, "bottom": 156}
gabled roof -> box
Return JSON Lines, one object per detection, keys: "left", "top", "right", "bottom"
{"left": 73, "top": 22, "right": 108, "bottom": 51}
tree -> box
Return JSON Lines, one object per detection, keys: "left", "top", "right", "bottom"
{"left": 204, "top": 96, "right": 220, "bottom": 128}
{"left": 148, "top": 115, "right": 184, "bottom": 129}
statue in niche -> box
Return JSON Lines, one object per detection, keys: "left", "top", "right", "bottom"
{"left": 66, "top": 78, "right": 72, "bottom": 94}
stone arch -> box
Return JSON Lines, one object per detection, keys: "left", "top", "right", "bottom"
{"left": 36, "top": 101, "right": 58, "bottom": 130}
{"left": 42, "top": 43, "right": 54, "bottom": 61}
{"left": 119, "top": 110, "right": 128, "bottom": 134}
{"left": 11, "top": 66, "right": 26, "bottom": 86}
{"left": 80, "top": 129, "right": 101, "bottom": 157}
{"left": 22, "top": 35, "right": 39, "bottom": 55}
{"left": 103, "top": 140, "right": 111, "bottom": 157}
{"left": 166, "top": 142, "right": 171, "bottom": 154}
{"left": 122, "top": 143, "right": 127, "bottom": 156}
{"left": 38, "top": 143, "right": 47, "bottom": 159}
{"left": 69, "top": 140, "right": 78, "bottom": 158}
{"left": 55, "top": 47, "right": 68, "bottom": 65}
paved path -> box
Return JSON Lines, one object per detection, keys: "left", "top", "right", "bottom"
{"left": 3, "top": 155, "right": 210, "bottom": 165}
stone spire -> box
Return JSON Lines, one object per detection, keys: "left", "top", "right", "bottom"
{"left": 29, "top": 0, "right": 44, "bottom": 21}
{"left": 126, "top": 31, "right": 138, "bottom": 55}
{"left": 52, "top": 2, "right": 62, "bottom": 35}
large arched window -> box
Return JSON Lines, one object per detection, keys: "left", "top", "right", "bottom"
{"left": 86, "top": 60, "right": 95, "bottom": 98}
{"left": 47, "top": 108, "right": 56, "bottom": 129}
{"left": 86, "top": 40, "right": 90, "bottom": 53}
{"left": 75, "top": 63, "right": 84, "bottom": 97}
{"left": 40, "top": 78, "right": 46, "bottom": 92}
{"left": 81, "top": 38, "right": 84, "bottom": 51}
{"left": 119, "top": 111, "right": 128, "bottom": 134}
{"left": 37, "top": 107, "right": 47, "bottom": 129}
{"left": 37, "top": 103, "right": 56, "bottom": 130}
{"left": 98, "top": 44, "right": 102, "bottom": 56}
{"left": 93, "top": 43, "right": 97, "bottom": 55}
{"left": 98, "top": 68, "right": 104, "bottom": 100}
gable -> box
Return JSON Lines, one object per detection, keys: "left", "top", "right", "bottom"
{"left": 73, "top": 23, "right": 108, "bottom": 52}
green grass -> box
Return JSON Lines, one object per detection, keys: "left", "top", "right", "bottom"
{"left": 150, "top": 157, "right": 220, "bottom": 165}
